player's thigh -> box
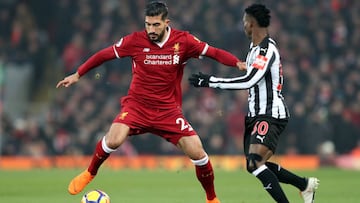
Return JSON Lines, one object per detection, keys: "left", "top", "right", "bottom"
{"left": 151, "top": 108, "right": 197, "bottom": 145}
{"left": 244, "top": 116, "right": 257, "bottom": 155}
{"left": 105, "top": 123, "right": 130, "bottom": 148}
{"left": 177, "top": 135, "right": 206, "bottom": 160}
{"left": 248, "top": 143, "right": 273, "bottom": 163}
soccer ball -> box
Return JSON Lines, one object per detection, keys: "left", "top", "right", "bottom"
{"left": 81, "top": 189, "right": 110, "bottom": 203}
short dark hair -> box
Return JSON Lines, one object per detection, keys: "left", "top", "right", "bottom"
{"left": 245, "top": 4, "right": 271, "bottom": 27}
{"left": 145, "top": 1, "right": 168, "bottom": 20}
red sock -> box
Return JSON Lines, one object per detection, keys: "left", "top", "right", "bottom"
{"left": 195, "top": 160, "right": 216, "bottom": 200}
{"left": 87, "top": 140, "right": 110, "bottom": 175}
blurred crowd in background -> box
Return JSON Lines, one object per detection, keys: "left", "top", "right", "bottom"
{"left": 1, "top": 0, "right": 360, "bottom": 160}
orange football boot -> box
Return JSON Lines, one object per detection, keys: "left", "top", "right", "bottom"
{"left": 206, "top": 197, "right": 221, "bottom": 203}
{"left": 68, "top": 170, "right": 95, "bottom": 195}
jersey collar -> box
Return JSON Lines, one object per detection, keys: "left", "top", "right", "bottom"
{"left": 155, "top": 26, "right": 171, "bottom": 48}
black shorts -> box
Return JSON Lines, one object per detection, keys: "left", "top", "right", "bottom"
{"left": 244, "top": 115, "right": 288, "bottom": 154}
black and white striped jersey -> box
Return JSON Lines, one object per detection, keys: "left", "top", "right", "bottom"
{"left": 208, "top": 37, "right": 289, "bottom": 119}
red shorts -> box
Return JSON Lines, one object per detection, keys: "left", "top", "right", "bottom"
{"left": 113, "top": 96, "right": 197, "bottom": 145}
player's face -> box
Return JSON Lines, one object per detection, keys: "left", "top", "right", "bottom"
{"left": 145, "top": 15, "right": 169, "bottom": 43}
{"left": 243, "top": 13, "right": 252, "bottom": 39}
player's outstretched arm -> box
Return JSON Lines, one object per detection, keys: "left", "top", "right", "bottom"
{"left": 56, "top": 72, "right": 80, "bottom": 88}
{"left": 205, "top": 46, "right": 243, "bottom": 68}
{"left": 56, "top": 46, "right": 116, "bottom": 88}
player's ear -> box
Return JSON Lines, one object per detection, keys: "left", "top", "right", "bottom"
{"left": 165, "top": 19, "right": 170, "bottom": 25}
{"left": 250, "top": 16, "right": 258, "bottom": 28}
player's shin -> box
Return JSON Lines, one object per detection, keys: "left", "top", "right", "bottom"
{"left": 192, "top": 155, "right": 217, "bottom": 201}
{"left": 265, "top": 162, "right": 307, "bottom": 191}
{"left": 247, "top": 154, "right": 289, "bottom": 203}
{"left": 87, "top": 136, "right": 116, "bottom": 175}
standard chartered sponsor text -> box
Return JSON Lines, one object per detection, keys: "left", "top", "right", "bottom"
{"left": 144, "top": 54, "right": 173, "bottom": 65}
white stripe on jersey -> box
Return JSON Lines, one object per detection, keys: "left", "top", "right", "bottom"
{"left": 113, "top": 38, "right": 123, "bottom": 58}
{"left": 257, "top": 79, "right": 267, "bottom": 115}
{"left": 208, "top": 37, "right": 289, "bottom": 119}
{"left": 113, "top": 46, "right": 120, "bottom": 58}
{"left": 199, "top": 44, "right": 209, "bottom": 59}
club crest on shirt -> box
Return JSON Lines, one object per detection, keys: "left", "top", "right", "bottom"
{"left": 172, "top": 43, "right": 180, "bottom": 64}
{"left": 253, "top": 55, "right": 268, "bottom": 70}
{"left": 173, "top": 43, "right": 180, "bottom": 54}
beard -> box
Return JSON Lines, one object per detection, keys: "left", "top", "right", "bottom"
{"left": 147, "top": 29, "right": 166, "bottom": 43}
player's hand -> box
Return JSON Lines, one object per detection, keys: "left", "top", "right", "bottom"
{"left": 237, "top": 61, "right": 247, "bottom": 71}
{"left": 56, "top": 72, "right": 80, "bottom": 88}
{"left": 188, "top": 72, "right": 211, "bottom": 87}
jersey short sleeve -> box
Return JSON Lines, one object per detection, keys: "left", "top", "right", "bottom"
{"left": 184, "top": 32, "right": 208, "bottom": 59}
{"left": 112, "top": 33, "right": 135, "bottom": 58}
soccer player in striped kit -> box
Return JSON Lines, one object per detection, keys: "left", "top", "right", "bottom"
{"left": 189, "top": 3, "right": 319, "bottom": 203}
{"left": 56, "top": 1, "right": 244, "bottom": 203}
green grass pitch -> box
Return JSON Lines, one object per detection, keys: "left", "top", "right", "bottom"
{"left": 0, "top": 167, "right": 358, "bottom": 203}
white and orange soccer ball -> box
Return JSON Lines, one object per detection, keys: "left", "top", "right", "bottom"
{"left": 81, "top": 189, "right": 110, "bottom": 203}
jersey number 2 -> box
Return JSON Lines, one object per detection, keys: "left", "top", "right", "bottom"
{"left": 176, "top": 118, "right": 193, "bottom": 131}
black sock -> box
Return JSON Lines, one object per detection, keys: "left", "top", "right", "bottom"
{"left": 253, "top": 165, "right": 289, "bottom": 203}
{"left": 266, "top": 162, "right": 307, "bottom": 191}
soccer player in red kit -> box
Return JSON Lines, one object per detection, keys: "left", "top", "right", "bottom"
{"left": 56, "top": 2, "right": 244, "bottom": 203}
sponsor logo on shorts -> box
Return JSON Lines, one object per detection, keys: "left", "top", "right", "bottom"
{"left": 256, "top": 135, "right": 265, "bottom": 143}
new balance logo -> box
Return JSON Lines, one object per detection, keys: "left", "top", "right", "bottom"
{"left": 95, "top": 153, "right": 103, "bottom": 159}
{"left": 256, "top": 135, "right": 265, "bottom": 143}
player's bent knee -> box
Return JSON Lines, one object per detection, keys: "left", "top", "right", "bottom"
{"left": 101, "top": 136, "right": 117, "bottom": 153}
{"left": 191, "top": 153, "right": 209, "bottom": 166}
{"left": 105, "top": 124, "right": 130, "bottom": 149}
{"left": 103, "top": 135, "right": 119, "bottom": 148}
{"left": 104, "top": 133, "right": 126, "bottom": 149}
{"left": 246, "top": 153, "right": 263, "bottom": 173}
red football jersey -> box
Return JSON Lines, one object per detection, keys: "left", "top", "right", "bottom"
{"left": 113, "top": 27, "right": 208, "bottom": 109}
